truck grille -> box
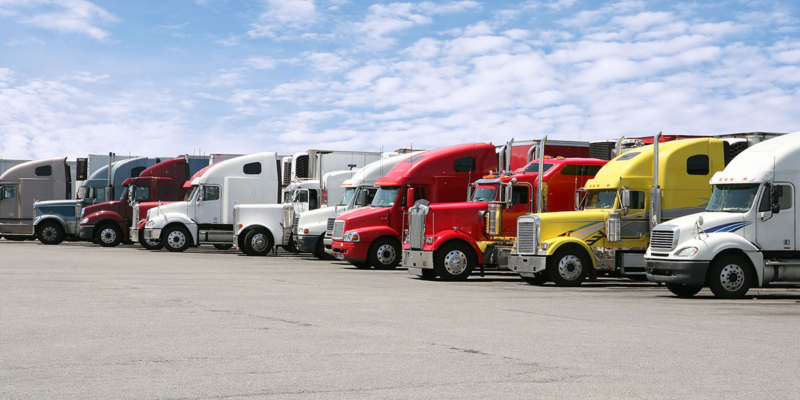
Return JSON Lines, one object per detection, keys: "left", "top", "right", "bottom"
{"left": 332, "top": 220, "right": 345, "bottom": 240}
{"left": 517, "top": 216, "right": 539, "bottom": 255}
{"left": 326, "top": 216, "right": 337, "bottom": 237}
{"left": 407, "top": 205, "right": 428, "bottom": 250}
{"left": 292, "top": 214, "right": 300, "bottom": 235}
{"left": 650, "top": 229, "right": 677, "bottom": 251}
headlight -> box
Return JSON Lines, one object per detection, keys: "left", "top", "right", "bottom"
{"left": 81, "top": 208, "right": 85, "bottom": 217}
{"left": 145, "top": 220, "right": 155, "bottom": 227}
{"left": 676, "top": 247, "right": 698, "bottom": 257}
{"left": 344, "top": 231, "right": 360, "bottom": 242}
{"left": 425, "top": 237, "right": 434, "bottom": 245}
{"left": 540, "top": 242, "right": 549, "bottom": 250}
{"left": 80, "top": 217, "right": 89, "bottom": 224}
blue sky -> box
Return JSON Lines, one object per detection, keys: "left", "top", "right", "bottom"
{"left": 1, "top": 0, "right": 799, "bottom": 160}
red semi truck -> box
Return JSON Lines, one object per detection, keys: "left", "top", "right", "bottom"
{"left": 78, "top": 156, "right": 207, "bottom": 247}
{"left": 402, "top": 139, "right": 607, "bottom": 280}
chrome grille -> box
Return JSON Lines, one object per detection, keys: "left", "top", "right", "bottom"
{"left": 292, "top": 214, "right": 300, "bottom": 235}
{"left": 326, "top": 216, "right": 337, "bottom": 237}
{"left": 407, "top": 204, "right": 428, "bottom": 250}
{"left": 517, "top": 216, "right": 539, "bottom": 255}
{"left": 332, "top": 220, "right": 345, "bottom": 240}
{"left": 650, "top": 228, "right": 677, "bottom": 251}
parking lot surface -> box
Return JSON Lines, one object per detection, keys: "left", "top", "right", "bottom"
{"left": 2, "top": 240, "right": 800, "bottom": 399}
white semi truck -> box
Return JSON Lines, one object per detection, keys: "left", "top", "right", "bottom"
{"left": 293, "top": 152, "right": 422, "bottom": 259}
{"left": 143, "top": 152, "right": 281, "bottom": 252}
{"left": 645, "top": 131, "right": 800, "bottom": 298}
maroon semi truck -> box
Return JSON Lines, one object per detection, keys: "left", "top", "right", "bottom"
{"left": 78, "top": 156, "right": 209, "bottom": 247}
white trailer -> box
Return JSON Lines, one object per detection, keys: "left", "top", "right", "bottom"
{"left": 645, "top": 131, "right": 799, "bottom": 298}
{"left": 143, "top": 152, "right": 281, "bottom": 252}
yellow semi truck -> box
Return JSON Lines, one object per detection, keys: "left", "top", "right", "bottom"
{"left": 508, "top": 132, "right": 781, "bottom": 286}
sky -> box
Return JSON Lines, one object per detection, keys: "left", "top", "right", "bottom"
{"left": 0, "top": 0, "right": 799, "bottom": 160}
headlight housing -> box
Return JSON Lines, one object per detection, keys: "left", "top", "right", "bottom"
{"left": 145, "top": 220, "right": 156, "bottom": 227}
{"left": 80, "top": 217, "right": 89, "bottom": 225}
{"left": 675, "top": 246, "right": 698, "bottom": 257}
{"left": 343, "top": 231, "right": 360, "bottom": 242}
{"left": 425, "top": 237, "right": 434, "bottom": 245}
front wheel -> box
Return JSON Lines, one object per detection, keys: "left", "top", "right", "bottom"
{"left": 243, "top": 229, "right": 272, "bottom": 256}
{"left": 547, "top": 247, "right": 589, "bottom": 287}
{"left": 368, "top": 237, "right": 401, "bottom": 269}
{"left": 708, "top": 254, "right": 752, "bottom": 299}
{"left": 95, "top": 223, "right": 122, "bottom": 247}
{"left": 434, "top": 242, "right": 475, "bottom": 281}
{"left": 666, "top": 283, "right": 702, "bottom": 298}
{"left": 37, "top": 221, "right": 65, "bottom": 245}
{"left": 161, "top": 225, "right": 191, "bottom": 252}
{"left": 138, "top": 230, "right": 163, "bottom": 250}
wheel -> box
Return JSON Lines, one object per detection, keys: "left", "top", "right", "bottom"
{"left": 161, "top": 225, "right": 191, "bottom": 252}
{"left": 37, "top": 221, "right": 65, "bottom": 245}
{"left": 368, "top": 237, "right": 401, "bottom": 269}
{"left": 708, "top": 254, "right": 752, "bottom": 299}
{"left": 214, "top": 244, "right": 233, "bottom": 250}
{"left": 243, "top": 229, "right": 272, "bottom": 256}
{"left": 666, "top": 283, "right": 702, "bottom": 298}
{"left": 138, "top": 230, "right": 163, "bottom": 250}
{"left": 522, "top": 273, "right": 549, "bottom": 286}
{"left": 547, "top": 247, "right": 589, "bottom": 287}
{"left": 434, "top": 242, "right": 475, "bottom": 281}
{"left": 314, "top": 234, "right": 333, "bottom": 260}
{"left": 95, "top": 223, "right": 122, "bottom": 247}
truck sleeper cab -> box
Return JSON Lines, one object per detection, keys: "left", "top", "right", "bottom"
{"left": 645, "top": 131, "right": 798, "bottom": 299}
{"left": 0, "top": 157, "right": 71, "bottom": 240}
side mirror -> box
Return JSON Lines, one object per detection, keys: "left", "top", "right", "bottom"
{"left": 771, "top": 185, "right": 781, "bottom": 214}
{"left": 504, "top": 184, "right": 513, "bottom": 206}
{"left": 772, "top": 203, "right": 780, "bottom": 214}
{"left": 620, "top": 188, "right": 631, "bottom": 213}
{"left": 197, "top": 186, "right": 204, "bottom": 202}
{"left": 357, "top": 190, "right": 368, "bottom": 206}
{"left": 574, "top": 190, "right": 583, "bottom": 211}
{"left": 407, "top": 187, "right": 415, "bottom": 208}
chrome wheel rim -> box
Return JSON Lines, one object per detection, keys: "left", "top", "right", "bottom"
{"left": 100, "top": 227, "right": 117, "bottom": 244}
{"left": 41, "top": 226, "right": 57, "bottom": 242}
{"left": 720, "top": 264, "right": 745, "bottom": 292}
{"left": 145, "top": 238, "right": 159, "bottom": 246}
{"left": 557, "top": 255, "right": 583, "bottom": 281}
{"left": 443, "top": 250, "right": 468, "bottom": 275}
{"left": 250, "top": 233, "right": 268, "bottom": 252}
{"left": 167, "top": 230, "right": 186, "bottom": 249}
{"left": 376, "top": 244, "right": 396, "bottom": 265}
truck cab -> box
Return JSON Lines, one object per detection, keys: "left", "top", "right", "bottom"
{"left": 0, "top": 157, "right": 71, "bottom": 240}
{"left": 144, "top": 152, "right": 280, "bottom": 252}
{"left": 330, "top": 143, "right": 498, "bottom": 269}
{"left": 645, "top": 131, "right": 798, "bottom": 299}
{"left": 33, "top": 157, "right": 159, "bottom": 245}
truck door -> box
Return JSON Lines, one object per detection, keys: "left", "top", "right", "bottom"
{"left": 620, "top": 190, "right": 649, "bottom": 248}
{"left": 195, "top": 185, "right": 222, "bottom": 225}
{"left": 756, "top": 183, "right": 795, "bottom": 251}
{"left": 502, "top": 186, "right": 529, "bottom": 236}
{"left": 0, "top": 185, "right": 18, "bottom": 222}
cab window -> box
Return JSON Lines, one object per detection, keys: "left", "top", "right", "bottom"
{"left": 35, "top": 166, "right": 52, "bottom": 176}
{"left": 401, "top": 187, "right": 427, "bottom": 206}
{"left": 243, "top": 162, "right": 261, "bottom": 175}
{"left": 130, "top": 166, "right": 146, "bottom": 178}
{"left": 454, "top": 157, "right": 476, "bottom": 172}
{"left": 560, "top": 165, "right": 603, "bottom": 176}
{"left": 511, "top": 186, "right": 528, "bottom": 205}
{"left": 629, "top": 191, "right": 645, "bottom": 209}
{"left": 203, "top": 186, "right": 220, "bottom": 201}
{"left": 759, "top": 184, "right": 793, "bottom": 212}
{"left": 687, "top": 155, "right": 709, "bottom": 175}
{"left": 1, "top": 186, "right": 16, "bottom": 199}
{"left": 134, "top": 187, "right": 151, "bottom": 201}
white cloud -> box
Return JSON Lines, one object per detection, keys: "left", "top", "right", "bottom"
{"left": 248, "top": 0, "right": 317, "bottom": 38}
{"left": 245, "top": 56, "right": 278, "bottom": 70}
{"left": 0, "top": 0, "right": 117, "bottom": 40}
{"left": 302, "top": 52, "right": 354, "bottom": 73}
{"left": 72, "top": 71, "right": 109, "bottom": 83}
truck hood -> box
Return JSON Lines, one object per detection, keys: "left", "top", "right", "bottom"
{"left": 536, "top": 209, "right": 611, "bottom": 243}
{"left": 149, "top": 201, "right": 187, "bottom": 218}
{"left": 35, "top": 199, "right": 78, "bottom": 207}
{"left": 336, "top": 206, "right": 389, "bottom": 230}
{"left": 657, "top": 211, "right": 748, "bottom": 246}
{"left": 83, "top": 200, "right": 125, "bottom": 216}
{"left": 297, "top": 206, "right": 337, "bottom": 228}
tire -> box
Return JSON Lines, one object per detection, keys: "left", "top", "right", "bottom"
{"left": 95, "top": 223, "right": 122, "bottom": 247}
{"left": 434, "top": 242, "right": 475, "bottom": 281}
{"left": 666, "top": 283, "right": 702, "bottom": 298}
{"left": 708, "top": 254, "right": 752, "bottom": 299}
{"left": 243, "top": 229, "right": 272, "bottom": 256}
{"left": 138, "top": 230, "right": 163, "bottom": 250}
{"left": 368, "top": 237, "right": 401, "bottom": 270}
{"left": 522, "top": 273, "right": 549, "bottom": 286}
{"left": 314, "top": 234, "right": 333, "bottom": 260}
{"left": 37, "top": 221, "right": 65, "bottom": 245}
{"left": 214, "top": 244, "right": 233, "bottom": 250}
{"left": 161, "top": 225, "right": 191, "bottom": 252}
{"left": 547, "top": 246, "right": 590, "bottom": 287}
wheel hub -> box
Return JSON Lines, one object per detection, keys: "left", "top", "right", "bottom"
{"left": 720, "top": 264, "right": 745, "bottom": 292}
{"left": 251, "top": 233, "right": 267, "bottom": 251}
{"left": 41, "top": 226, "right": 57, "bottom": 241}
{"left": 167, "top": 231, "right": 186, "bottom": 248}
{"left": 443, "top": 250, "right": 468, "bottom": 275}
{"left": 376, "top": 244, "right": 396, "bottom": 265}
{"left": 558, "top": 255, "right": 582, "bottom": 281}
{"left": 100, "top": 228, "right": 116, "bottom": 244}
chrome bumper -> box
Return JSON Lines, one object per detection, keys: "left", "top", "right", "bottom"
{"left": 403, "top": 249, "right": 434, "bottom": 272}
{"left": 144, "top": 228, "right": 161, "bottom": 241}
{"left": 323, "top": 237, "right": 333, "bottom": 255}
{"left": 508, "top": 254, "right": 547, "bottom": 277}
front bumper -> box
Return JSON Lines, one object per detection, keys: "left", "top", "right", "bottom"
{"left": 295, "top": 234, "right": 319, "bottom": 254}
{"left": 144, "top": 228, "right": 162, "bottom": 241}
{"left": 645, "top": 258, "right": 709, "bottom": 287}
{"left": 508, "top": 254, "right": 547, "bottom": 277}
{"left": 331, "top": 239, "right": 368, "bottom": 263}
{"left": 78, "top": 225, "right": 95, "bottom": 240}
{"left": 323, "top": 237, "right": 333, "bottom": 255}
{"left": 403, "top": 249, "right": 434, "bottom": 277}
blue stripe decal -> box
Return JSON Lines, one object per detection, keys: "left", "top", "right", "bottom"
{"left": 706, "top": 221, "right": 751, "bottom": 233}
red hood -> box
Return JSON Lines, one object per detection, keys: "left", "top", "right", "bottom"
{"left": 337, "top": 206, "right": 390, "bottom": 230}
{"left": 84, "top": 200, "right": 125, "bottom": 216}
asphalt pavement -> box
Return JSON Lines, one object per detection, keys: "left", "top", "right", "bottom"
{"left": 2, "top": 240, "right": 799, "bottom": 400}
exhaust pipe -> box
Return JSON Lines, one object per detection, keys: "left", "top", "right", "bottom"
{"left": 537, "top": 136, "right": 547, "bottom": 214}
{"left": 650, "top": 132, "right": 662, "bottom": 229}
{"left": 505, "top": 138, "right": 513, "bottom": 172}
{"left": 615, "top": 136, "right": 625, "bottom": 157}
{"left": 526, "top": 145, "right": 537, "bottom": 164}
{"left": 496, "top": 144, "right": 507, "bottom": 174}
{"left": 106, "top": 152, "right": 115, "bottom": 202}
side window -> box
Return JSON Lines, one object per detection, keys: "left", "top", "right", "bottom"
{"left": 560, "top": 165, "right": 603, "bottom": 176}
{"left": 777, "top": 185, "right": 793, "bottom": 210}
{"left": 130, "top": 166, "right": 146, "bottom": 178}
{"left": 365, "top": 188, "right": 378, "bottom": 205}
{"left": 243, "top": 162, "right": 261, "bottom": 175}
{"left": 203, "top": 186, "right": 220, "bottom": 201}
{"left": 630, "top": 191, "right": 646, "bottom": 209}
{"left": 309, "top": 189, "right": 318, "bottom": 210}
{"left": 296, "top": 190, "right": 309, "bottom": 203}
{"left": 2, "top": 186, "right": 16, "bottom": 199}
{"left": 687, "top": 155, "right": 709, "bottom": 175}
{"left": 454, "top": 157, "right": 476, "bottom": 172}
{"left": 35, "top": 165, "right": 52, "bottom": 176}
{"left": 511, "top": 186, "right": 528, "bottom": 205}
{"left": 414, "top": 187, "right": 426, "bottom": 201}
{"left": 134, "top": 187, "right": 150, "bottom": 201}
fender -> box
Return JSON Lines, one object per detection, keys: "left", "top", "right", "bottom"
{"left": 430, "top": 231, "right": 485, "bottom": 264}
{"left": 83, "top": 210, "right": 129, "bottom": 240}
{"left": 33, "top": 214, "right": 70, "bottom": 232}
{"left": 349, "top": 225, "right": 400, "bottom": 245}
{"left": 152, "top": 212, "right": 198, "bottom": 245}
{"left": 685, "top": 233, "right": 765, "bottom": 287}
{"left": 238, "top": 222, "right": 283, "bottom": 246}
{"left": 542, "top": 237, "right": 598, "bottom": 269}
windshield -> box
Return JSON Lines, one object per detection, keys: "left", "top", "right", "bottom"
{"left": 86, "top": 186, "right": 105, "bottom": 201}
{"left": 706, "top": 184, "right": 759, "bottom": 213}
{"left": 118, "top": 190, "right": 127, "bottom": 201}
{"left": 338, "top": 188, "right": 357, "bottom": 206}
{"left": 372, "top": 187, "right": 401, "bottom": 207}
{"left": 585, "top": 190, "right": 617, "bottom": 209}
{"left": 185, "top": 186, "right": 199, "bottom": 201}
{"left": 471, "top": 186, "right": 498, "bottom": 202}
